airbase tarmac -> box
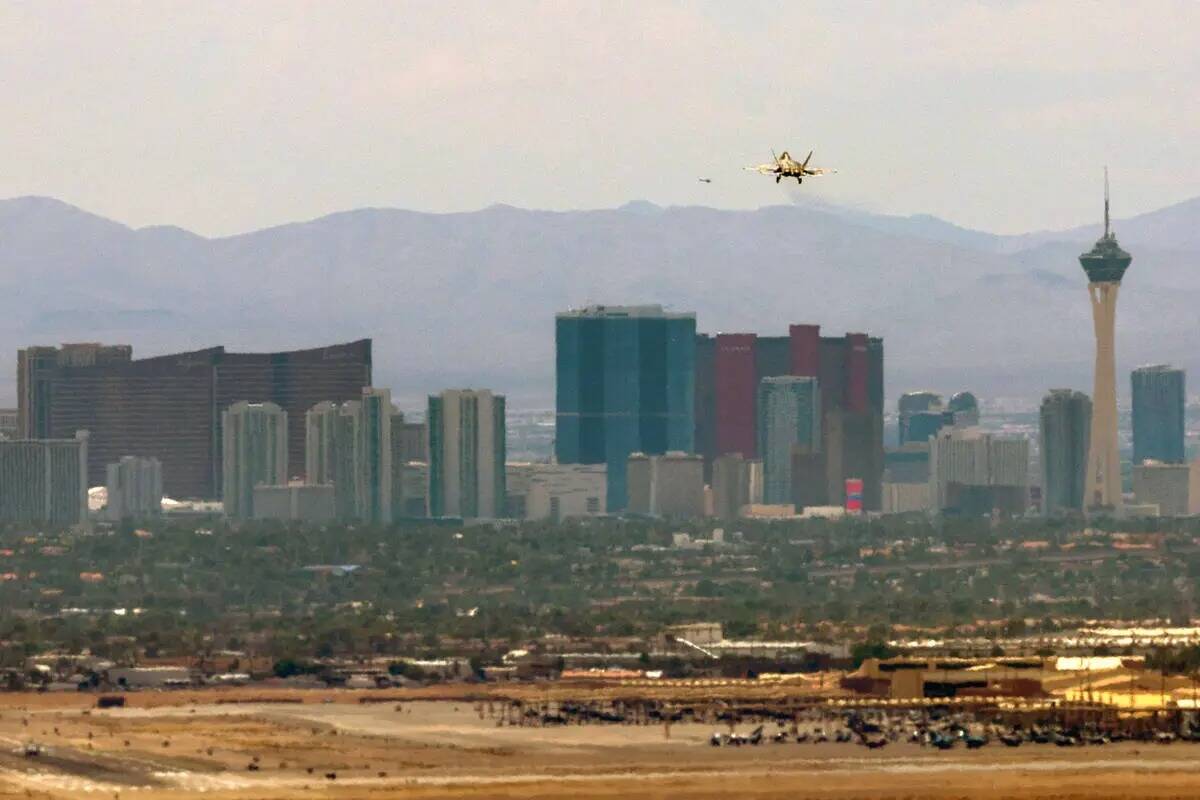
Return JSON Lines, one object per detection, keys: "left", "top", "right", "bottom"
{"left": 0, "top": 689, "right": 1198, "bottom": 799}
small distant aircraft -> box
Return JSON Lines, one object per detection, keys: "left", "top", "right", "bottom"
{"left": 698, "top": 177, "right": 712, "bottom": 184}
{"left": 746, "top": 150, "right": 835, "bottom": 184}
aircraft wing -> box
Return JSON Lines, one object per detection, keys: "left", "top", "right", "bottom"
{"left": 744, "top": 164, "right": 778, "bottom": 174}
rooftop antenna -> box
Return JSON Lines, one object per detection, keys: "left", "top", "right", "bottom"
{"left": 1104, "top": 166, "right": 1110, "bottom": 238}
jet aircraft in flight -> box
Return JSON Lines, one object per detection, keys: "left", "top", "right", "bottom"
{"left": 746, "top": 150, "right": 835, "bottom": 184}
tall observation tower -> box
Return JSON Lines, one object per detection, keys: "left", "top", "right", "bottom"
{"left": 1080, "top": 171, "right": 1132, "bottom": 511}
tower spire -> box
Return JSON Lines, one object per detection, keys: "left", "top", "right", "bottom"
{"left": 1104, "top": 166, "right": 1110, "bottom": 238}
{"left": 1080, "top": 165, "right": 1132, "bottom": 513}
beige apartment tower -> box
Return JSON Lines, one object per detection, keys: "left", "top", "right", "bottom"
{"left": 305, "top": 390, "right": 393, "bottom": 524}
{"left": 1079, "top": 176, "right": 1132, "bottom": 512}
{"left": 626, "top": 451, "right": 706, "bottom": 519}
{"left": 427, "top": 389, "right": 506, "bottom": 519}
{"left": 0, "top": 430, "right": 90, "bottom": 526}
{"left": 105, "top": 455, "right": 163, "bottom": 520}
{"left": 222, "top": 402, "right": 288, "bottom": 519}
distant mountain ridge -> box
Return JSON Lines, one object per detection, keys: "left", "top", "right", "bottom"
{"left": 2, "top": 193, "right": 1199, "bottom": 410}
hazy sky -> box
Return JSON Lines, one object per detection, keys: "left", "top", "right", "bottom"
{"left": 2, "top": 1, "right": 1197, "bottom": 236}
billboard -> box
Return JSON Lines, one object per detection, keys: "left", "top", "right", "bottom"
{"left": 845, "top": 477, "right": 863, "bottom": 514}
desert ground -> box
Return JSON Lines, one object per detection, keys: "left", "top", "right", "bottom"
{"left": 0, "top": 690, "right": 1198, "bottom": 799}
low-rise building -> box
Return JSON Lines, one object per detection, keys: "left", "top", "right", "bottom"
{"left": 798, "top": 505, "right": 846, "bottom": 519}
{"left": 664, "top": 622, "right": 724, "bottom": 647}
{"left": 1133, "top": 461, "right": 1200, "bottom": 517}
{"left": 882, "top": 481, "right": 932, "bottom": 514}
{"left": 627, "top": 452, "right": 705, "bottom": 518}
{"left": 1122, "top": 502, "right": 1162, "bottom": 518}
{"left": 670, "top": 529, "right": 727, "bottom": 550}
{"left": 252, "top": 484, "right": 336, "bottom": 522}
{"left": 851, "top": 655, "right": 1145, "bottom": 701}
{"left": 394, "top": 657, "right": 472, "bottom": 681}
{"left": 106, "top": 666, "right": 195, "bottom": 689}
{"left": 525, "top": 464, "right": 606, "bottom": 521}
{"left": 740, "top": 503, "right": 801, "bottom": 519}
{"left": 929, "top": 427, "right": 1029, "bottom": 516}
{"left": 105, "top": 456, "right": 163, "bottom": 521}
{"left": 0, "top": 409, "right": 16, "bottom": 440}
{"left": 397, "top": 461, "right": 428, "bottom": 518}
{"left": 505, "top": 462, "right": 535, "bottom": 519}
{"left": 711, "top": 453, "right": 763, "bottom": 520}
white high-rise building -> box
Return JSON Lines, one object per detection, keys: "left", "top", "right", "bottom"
{"left": 428, "top": 389, "right": 506, "bottom": 518}
{"left": 303, "top": 389, "right": 392, "bottom": 524}
{"left": 0, "top": 430, "right": 89, "bottom": 526}
{"left": 105, "top": 456, "right": 163, "bottom": 520}
{"left": 222, "top": 402, "right": 288, "bottom": 519}
{"left": 928, "top": 427, "right": 1029, "bottom": 516}
{"left": 355, "top": 388, "right": 392, "bottom": 525}
{"left": 305, "top": 401, "right": 340, "bottom": 486}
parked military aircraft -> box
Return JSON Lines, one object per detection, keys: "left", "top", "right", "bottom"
{"left": 746, "top": 150, "right": 835, "bottom": 184}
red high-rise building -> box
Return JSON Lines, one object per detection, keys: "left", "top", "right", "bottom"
{"left": 713, "top": 334, "right": 758, "bottom": 458}
{"left": 789, "top": 324, "right": 820, "bottom": 378}
{"left": 844, "top": 332, "right": 870, "bottom": 414}
{"left": 695, "top": 325, "right": 883, "bottom": 510}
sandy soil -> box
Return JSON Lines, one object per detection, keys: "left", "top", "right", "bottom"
{"left": 0, "top": 691, "right": 1198, "bottom": 798}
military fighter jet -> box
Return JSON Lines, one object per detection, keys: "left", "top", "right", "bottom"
{"left": 746, "top": 150, "right": 835, "bottom": 184}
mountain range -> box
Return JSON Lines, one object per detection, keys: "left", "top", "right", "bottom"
{"left": 2, "top": 193, "right": 1198, "bottom": 411}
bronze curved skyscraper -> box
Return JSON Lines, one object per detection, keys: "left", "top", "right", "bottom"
{"left": 17, "top": 340, "right": 371, "bottom": 499}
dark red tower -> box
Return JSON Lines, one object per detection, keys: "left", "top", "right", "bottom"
{"left": 714, "top": 333, "right": 758, "bottom": 458}
{"left": 844, "top": 333, "right": 870, "bottom": 414}
{"left": 788, "top": 324, "right": 820, "bottom": 378}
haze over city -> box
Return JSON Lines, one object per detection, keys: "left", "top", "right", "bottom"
{"left": 2, "top": 1, "right": 1198, "bottom": 235}
{"left": 5, "top": 4, "right": 1200, "bottom": 799}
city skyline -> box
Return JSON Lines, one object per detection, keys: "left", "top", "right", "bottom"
{"left": 3, "top": 7, "right": 1200, "bottom": 794}
{"left": 4, "top": 189, "right": 1200, "bottom": 412}
{"left": 0, "top": 39, "right": 1191, "bottom": 519}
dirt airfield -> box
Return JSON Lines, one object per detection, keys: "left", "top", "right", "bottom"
{"left": 0, "top": 689, "right": 1197, "bottom": 799}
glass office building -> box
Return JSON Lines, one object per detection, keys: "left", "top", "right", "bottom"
{"left": 1039, "top": 389, "right": 1092, "bottom": 514}
{"left": 1132, "top": 365, "right": 1185, "bottom": 465}
{"left": 556, "top": 305, "right": 695, "bottom": 511}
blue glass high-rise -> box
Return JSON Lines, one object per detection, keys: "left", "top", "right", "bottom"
{"left": 556, "top": 305, "right": 695, "bottom": 511}
{"left": 1131, "top": 364, "right": 1185, "bottom": 464}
